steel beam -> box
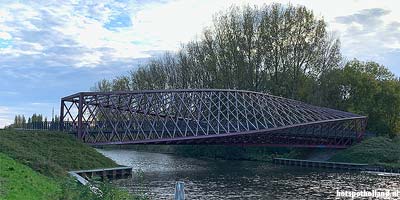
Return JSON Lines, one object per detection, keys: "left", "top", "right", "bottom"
{"left": 60, "top": 89, "right": 368, "bottom": 147}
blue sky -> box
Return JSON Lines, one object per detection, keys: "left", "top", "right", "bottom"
{"left": 0, "top": 0, "right": 400, "bottom": 127}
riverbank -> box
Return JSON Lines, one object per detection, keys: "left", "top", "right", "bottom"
{"left": 101, "top": 136, "right": 400, "bottom": 169}
{"left": 0, "top": 130, "right": 145, "bottom": 199}
{"left": 0, "top": 152, "right": 60, "bottom": 200}
{"left": 329, "top": 136, "right": 400, "bottom": 168}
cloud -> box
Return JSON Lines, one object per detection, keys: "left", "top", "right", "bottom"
{"left": 0, "top": 0, "right": 272, "bottom": 69}
{"left": 332, "top": 8, "right": 400, "bottom": 67}
{"left": 0, "top": 0, "right": 153, "bottom": 68}
{"left": 335, "top": 8, "right": 390, "bottom": 26}
{"left": 0, "top": 106, "right": 13, "bottom": 128}
{"left": 0, "top": 32, "right": 12, "bottom": 40}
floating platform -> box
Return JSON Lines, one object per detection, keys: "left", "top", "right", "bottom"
{"left": 361, "top": 171, "right": 400, "bottom": 177}
{"left": 273, "top": 158, "right": 368, "bottom": 171}
{"left": 362, "top": 166, "right": 400, "bottom": 174}
{"left": 69, "top": 166, "right": 132, "bottom": 185}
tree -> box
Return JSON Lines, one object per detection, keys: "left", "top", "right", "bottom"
{"left": 54, "top": 115, "right": 60, "bottom": 123}
{"left": 92, "top": 4, "right": 400, "bottom": 137}
{"left": 328, "top": 60, "right": 400, "bottom": 136}
{"left": 12, "top": 115, "right": 27, "bottom": 128}
{"left": 14, "top": 116, "right": 18, "bottom": 128}
{"left": 92, "top": 79, "right": 113, "bottom": 92}
{"left": 374, "top": 79, "right": 400, "bottom": 137}
{"left": 22, "top": 115, "right": 26, "bottom": 125}
{"left": 94, "top": 3, "right": 341, "bottom": 102}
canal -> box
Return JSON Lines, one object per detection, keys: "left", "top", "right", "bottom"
{"left": 97, "top": 149, "right": 400, "bottom": 199}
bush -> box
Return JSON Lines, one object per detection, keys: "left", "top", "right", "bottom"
{"left": 330, "top": 137, "right": 400, "bottom": 167}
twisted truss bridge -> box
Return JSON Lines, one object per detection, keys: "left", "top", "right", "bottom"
{"left": 60, "top": 89, "right": 367, "bottom": 148}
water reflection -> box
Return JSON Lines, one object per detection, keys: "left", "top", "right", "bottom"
{"left": 97, "top": 149, "right": 400, "bottom": 200}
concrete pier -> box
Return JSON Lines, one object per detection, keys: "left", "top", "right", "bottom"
{"left": 69, "top": 166, "right": 132, "bottom": 184}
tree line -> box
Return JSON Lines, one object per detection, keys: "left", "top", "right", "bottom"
{"left": 9, "top": 114, "right": 60, "bottom": 129}
{"left": 92, "top": 4, "right": 400, "bottom": 137}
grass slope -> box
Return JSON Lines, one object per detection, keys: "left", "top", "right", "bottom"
{"left": 0, "top": 130, "right": 118, "bottom": 177}
{"left": 330, "top": 137, "right": 400, "bottom": 168}
{"left": 0, "top": 130, "right": 143, "bottom": 199}
{"left": 0, "top": 153, "right": 60, "bottom": 200}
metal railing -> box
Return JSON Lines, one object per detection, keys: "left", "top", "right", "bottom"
{"left": 11, "top": 121, "right": 75, "bottom": 132}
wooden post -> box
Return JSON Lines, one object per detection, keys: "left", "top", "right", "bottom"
{"left": 174, "top": 181, "right": 185, "bottom": 200}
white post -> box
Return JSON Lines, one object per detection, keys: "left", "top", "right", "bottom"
{"left": 174, "top": 181, "right": 185, "bottom": 200}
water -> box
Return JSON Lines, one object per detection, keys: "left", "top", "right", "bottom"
{"left": 97, "top": 149, "right": 400, "bottom": 199}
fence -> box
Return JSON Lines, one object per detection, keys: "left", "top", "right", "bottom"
{"left": 11, "top": 121, "right": 75, "bottom": 132}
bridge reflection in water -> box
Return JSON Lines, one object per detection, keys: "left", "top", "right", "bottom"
{"left": 60, "top": 89, "right": 367, "bottom": 148}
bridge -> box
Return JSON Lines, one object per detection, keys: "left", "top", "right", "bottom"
{"left": 60, "top": 89, "right": 367, "bottom": 148}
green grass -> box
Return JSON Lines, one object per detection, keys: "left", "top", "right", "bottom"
{"left": 58, "top": 177, "right": 146, "bottom": 200}
{"left": 0, "top": 130, "right": 118, "bottom": 177}
{"left": 330, "top": 136, "right": 400, "bottom": 168}
{"left": 0, "top": 130, "right": 146, "bottom": 199}
{"left": 0, "top": 153, "right": 60, "bottom": 200}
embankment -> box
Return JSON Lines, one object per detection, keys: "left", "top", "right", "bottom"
{"left": 0, "top": 130, "right": 143, "bottom": 200}
{"left": 329, "top": 136, "right": 400, "bottom": 168}
{"left": 0, "top": 152, "right": 60, "bottom": 200}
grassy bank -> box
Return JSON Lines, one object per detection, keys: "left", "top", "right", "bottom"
{"left": 0, "top": 130, "right": 118, "bottom": 177}
{"left": 0, "top": 130, "right": 145, "bottom": 199}
{"left": 330, "top": 136, "right": 400, "bottom": 168}
{"left": 0, "top": 153, "right": 60, "bottom": 200}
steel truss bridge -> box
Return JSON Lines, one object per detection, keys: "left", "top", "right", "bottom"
{"left": 60, "top": 89, "right": 367, "bottom": 148}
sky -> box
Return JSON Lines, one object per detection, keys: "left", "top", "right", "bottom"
{"left": 0, "top": 0, "right": 400, "bottom": 127}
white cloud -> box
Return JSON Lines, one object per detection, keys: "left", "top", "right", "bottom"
{"left": 0, "top": 0, "right": 273, "bottom": 68}
{"left": 124, "top": 0, "right": 273, "bottom": 51}
{"left": 0, "top": 0, "right": 399, "bottom": 69}
{"left": 0, "top": 103, "right": 58, "bottom": 128}
{"left": 0, "top": 1, "right": 144, "bottom": 67}
{"left": 0, "top": 31, "right": 12, "bottom": 40}
{"left": 331, "top": 7, "right": 400, "bottom": 64}
{"left": 0, "top": 106, "right": 13, "bottom": 128}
